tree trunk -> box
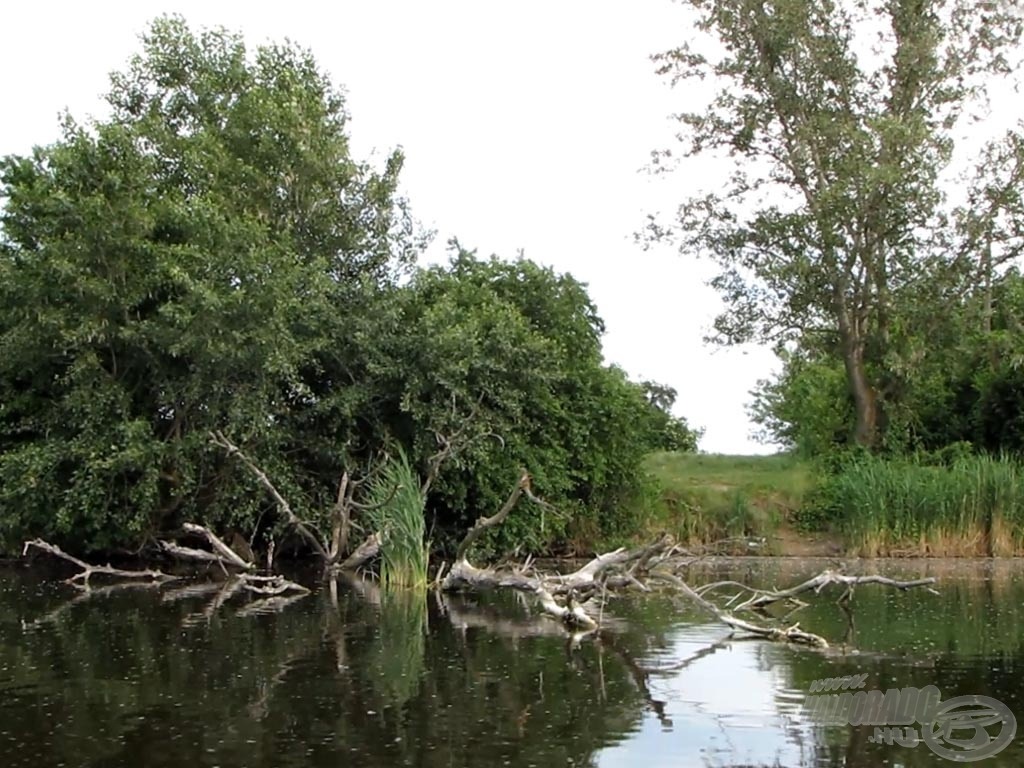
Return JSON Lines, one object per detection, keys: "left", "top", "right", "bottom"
{"left": 837, "top": 297, "right": 878, "bottom": 449}
{"left": 844, "top": 349, "right": 877, "bottom": 448}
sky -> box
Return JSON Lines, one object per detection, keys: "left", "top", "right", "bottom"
{"left": 0, "top": 1, "right": 786, "bottom": 453}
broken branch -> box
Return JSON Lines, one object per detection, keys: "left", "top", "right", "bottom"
{"left": 23, "top": 539, "right": 179, "bottom": 588}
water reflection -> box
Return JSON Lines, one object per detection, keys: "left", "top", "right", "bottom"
{"left": 1, "top": 558, "right": 1023, "bottom": 766}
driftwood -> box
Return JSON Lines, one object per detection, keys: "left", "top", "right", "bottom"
{"left": 438, "top": 472, "right": 941, "bottom": 647}
{"left": 210, "top": 430, "right": 331, "bottom": 561}
{"left": 181, "top": 523, "right": 254, "bottom": 570}
{"left": 740, "top": 570, "right": 938, "bottom": 610}
{"left": 23, "top": 538, "right": 307, "bottom": 625}
{"left": 237, "top": 572, "right": 310, "bottom": 596}
{"left": 23, "top": 539, "right": 179, "bottom": 588}
{"left": 337, "top": 532, "right": 382, "bottom": 571}
{"left": 442, "top": 472, "right": 671, "bottom": 632}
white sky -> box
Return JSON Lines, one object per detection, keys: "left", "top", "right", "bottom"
{"left": 0, "top": 1, "right": 788, "bottom": 453}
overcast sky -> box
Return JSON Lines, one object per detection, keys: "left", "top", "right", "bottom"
{"left": 0, "top": 1, "right": 789, "bottom": 453}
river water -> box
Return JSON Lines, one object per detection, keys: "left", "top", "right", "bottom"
{"left": 1, "top": 557, "right": 1021, "bottom": 767}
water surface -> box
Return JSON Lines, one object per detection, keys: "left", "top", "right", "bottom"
{"left": 1, "top": 558, "right": 1021, "bottom": 767}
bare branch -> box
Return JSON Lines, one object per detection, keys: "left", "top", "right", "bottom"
{"left": 454, "top": 470, "right": 532, "bottom": 562}
{"left": 337, "top": 532, "right": 382, "bottom": 571}
{"left": 181, "top": 523, "right": 254, "bottom": 570}
{"left": 23, "top": 539, "right": 179, "bottom": 588}
{"left": 653, "top": 572, "right": 829, "bottom": 648}
{"left": 210, "top": 431, "right": 329, "bottom": 560}
{"left": 738, "top": 570, "right": 939, "bottom": 611}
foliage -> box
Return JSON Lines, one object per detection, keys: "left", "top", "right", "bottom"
{"left": 752, "top": 268, "right": 1024, "bottom": 458}
{"left": 366, "top": 450, "right": 428, "bottom": 589}
{"left": 0, "top": 17, "right": 416, "bottom": 552}
{"left": 640, "top": 451, "right": 812, "bottom": 549}
{"left": 806, "top": 453, "right": 1024, "bottom": 556}
{"left": 749, "top": 349, "right": 852, "bottom": 456}
{"left": 648, "top": 0, "right": 1024, "bottom": 449}
{"left": 373, "top": 248, "right": 691, "bottom": 554}
{"left": 0, "top": 18, "right": 684, "bottom": 557}
{"left": 639, "top": 381, "right": 702, "bottom": 452}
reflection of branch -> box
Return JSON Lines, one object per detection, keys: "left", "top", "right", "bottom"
{"left": 161, "top": 581, "right": 226, "bottom": 603}
{"left": 23, "top": 539, "right": 178, "bottom": 588}
{"left": 238, "top": 573, "right": 310, "bottom": 596}
{"left": 27, "top": 581, "right": 164, "bottom": 628}
{"left": 182, "top": 579, "right": 246, "bottom": 627}
{"left": 236, "top": 592, "right": 308, "bottom": 617}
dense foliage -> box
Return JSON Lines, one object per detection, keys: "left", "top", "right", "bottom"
{"left": 751, "top": 267, "right": 1024, "bottom": 458}
{"left": 0, "top": 18, "right": 698, "bottom": 556}
{"left": 650, "top": 0, "right": 1023, "bottom": 451}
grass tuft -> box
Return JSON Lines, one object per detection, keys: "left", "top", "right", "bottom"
{"left": 367, "top": 449, "right": 428, "bottom": 589}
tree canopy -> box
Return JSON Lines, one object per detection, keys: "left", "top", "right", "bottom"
{"left": 0, "top": 17, "right": 697, "bottom": 555}
{"left": 649, "top": 0, "right": 1024, "bottom": 450}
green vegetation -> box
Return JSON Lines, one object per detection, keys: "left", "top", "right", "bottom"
{"left": 650, "top": 0, "right": 1024, "bottom": 452}
{"left": 634, "top": 0, "right": 1024, "bottom": 558}
{"left": 640, "top": 452, "right": 813, "bottom": 551}
{"left": 367, "top": 452, "right": 428, "bottom": 589}
{"left": 0, "top": 18, "right": 698, "bottom": 559}
{"left": 2, "top": 5, "right": 1023, "bottom": 561}
{"left": 640, "top": 452, "right": 1024, "bottom": 558}
{"left": 810, "top": 454, "right": 1024, "bottom": 557}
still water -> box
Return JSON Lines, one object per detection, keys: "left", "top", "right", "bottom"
{"left": 1, "top": 558, "right": 1021, "bottom": 767}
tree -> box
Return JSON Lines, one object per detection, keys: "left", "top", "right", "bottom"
{"left": 370, "top": 246, "right": 686, "bottom": 551}
{"left": 640, "top": 381, "right": 703, "bottom": 452}
{"left": 0, "top": 17, "right": 686, "bottom": 556}
{"left": 648, "top": 0, "right": 1023, "bottom": 448}
{"left": 0, "top": 17, "right": 416, "bottom": 550}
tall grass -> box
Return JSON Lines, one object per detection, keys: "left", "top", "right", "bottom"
{"left": 641, "top": 452, "right": 809, "bottom": 550}
{"left": 367, "top": 450, "right": 429, "bottom": 588}
{"left": 826, "top": 455, "right": 1024, "bottom": 556}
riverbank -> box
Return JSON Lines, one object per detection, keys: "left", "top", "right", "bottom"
{"left": 635, "top": 451, "right": 837, "bottom": 556}
{"left": 634, "top": 451, "right": 1024, "bottom": 558}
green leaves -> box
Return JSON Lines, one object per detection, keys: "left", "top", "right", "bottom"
{"left": 653, "top": 0, "right": 1024, "bottom": 449}
{"left": 0, "top": 17, "right": 686, "bottom": 557}
{"left": 0, "top": 18, "right": 414, "bottom": 553}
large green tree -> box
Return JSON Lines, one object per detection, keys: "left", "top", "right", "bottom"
{"left": 363, "top": 247, "right": 700, "bottom": 551}
{"left": 0, "top": 17, "right": 416, "bottom": 550}
{"left": 0, "top": 18, "right": 693, "bottom": 555}
{"left": 649, "top": 0, "right": 1023, "bottom": 448}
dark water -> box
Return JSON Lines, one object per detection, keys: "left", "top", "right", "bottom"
{"left": 1, "top": 558, "right": 1022, "bottom": 767}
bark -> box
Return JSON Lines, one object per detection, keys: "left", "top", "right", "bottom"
{"left": 211, "top": 430, "right": 331, "bottom": 561}
{"left": 695, "top": 570, "right": 938, "bottom": 614}
{"left": 837, "top": 297, "right": 878, "bottom": 448}
{"left": 181, "top": 523, "right": 255, "bottom": 570}
{"left": 337, "top": 532, "right": 382, "bottom": 572}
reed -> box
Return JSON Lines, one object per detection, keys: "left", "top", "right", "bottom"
{"left": 367, "top": 450, "right": 429, "bottom": 588}
{"left": 829, "top": 454, "right": 1024, "bottom": 556}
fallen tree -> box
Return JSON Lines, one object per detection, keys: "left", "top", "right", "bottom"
{"left": 23, "top": 539, "right": 180, "bottom": 587}
{"left": 435, "top": 472, "right": 939, "bottom": 648}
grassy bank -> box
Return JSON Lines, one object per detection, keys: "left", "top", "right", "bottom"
{"left": 639, "top": 452, "right": 816, "bottom": 553}
{"left": 635, "top": 451, "right": 1024, "bottom": 557}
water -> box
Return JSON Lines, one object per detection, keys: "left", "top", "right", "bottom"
{"left": 1, "top": 558, "right": 1022, "bottom": 767}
